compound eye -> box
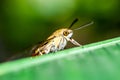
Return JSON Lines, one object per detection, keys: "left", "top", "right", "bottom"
{"left": 63, "top": 31, "right": 69, "bottom": 36}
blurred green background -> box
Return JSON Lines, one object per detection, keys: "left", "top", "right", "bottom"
{"left": 0, "top": 0, "right": 120, "bottom": 62}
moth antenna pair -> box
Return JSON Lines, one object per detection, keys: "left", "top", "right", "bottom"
{"left": 68, "top": 18, "right": 94, "bottom": 30}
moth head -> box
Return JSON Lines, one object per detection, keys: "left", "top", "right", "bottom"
{"left": 62, "top": 18, "right": 93, "bottom": 39}
{"left": 61, "top": 18, "right": 77, "bottom": 39}
{"left": 49, "top": 18, "right": 93, "bottom": 40}
{"left": 63, "top": 29, "right": 73, "bottom": 38}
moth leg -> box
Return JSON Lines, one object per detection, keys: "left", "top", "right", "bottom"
{"left": 43, "top": 42, "right": 55, "bottom": 54}
{"left": 64, "top": 36, "right": 82, "bottom": 46}
{"left": 38, "top": 48, "right": 43, "bottom": 55}
{"left": 43, "top": 46, "right": 51, "bottom": 54}
{"left": 59, "top": 37, "right": 66, "bottom": 50}
{"left": 50, "top": 41, "right": 57, "bottom": 52}
{"left": 70, "top": 38, "right": 82, "bottom": 46}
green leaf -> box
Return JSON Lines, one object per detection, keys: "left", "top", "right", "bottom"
{"left": 0, "top": 37, "right": 120, "bottom": 80}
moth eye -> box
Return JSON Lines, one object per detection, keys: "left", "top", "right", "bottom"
{"left": 63, "top": 31, "right": 69, "bottom": 36}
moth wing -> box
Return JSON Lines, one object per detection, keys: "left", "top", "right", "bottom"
{"left": 30, "top": 36, "right": 55, "bottom": 55}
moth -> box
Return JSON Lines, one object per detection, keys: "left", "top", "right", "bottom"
{"left": 31, "top": 19, "right": 93, "bottom": 56}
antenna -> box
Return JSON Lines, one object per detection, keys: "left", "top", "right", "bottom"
{"left": 68, "top": 18, "right": 78, "bottom": 29}
{"left": 74, "top": 21, "right": 94, "bottom": 30}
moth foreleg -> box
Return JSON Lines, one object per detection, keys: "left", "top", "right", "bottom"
{"left": 64, "top": 36, "right": 81, "bottom": 46}
{"left": 70, "top": 38, "right": 82, "bottom": 46}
